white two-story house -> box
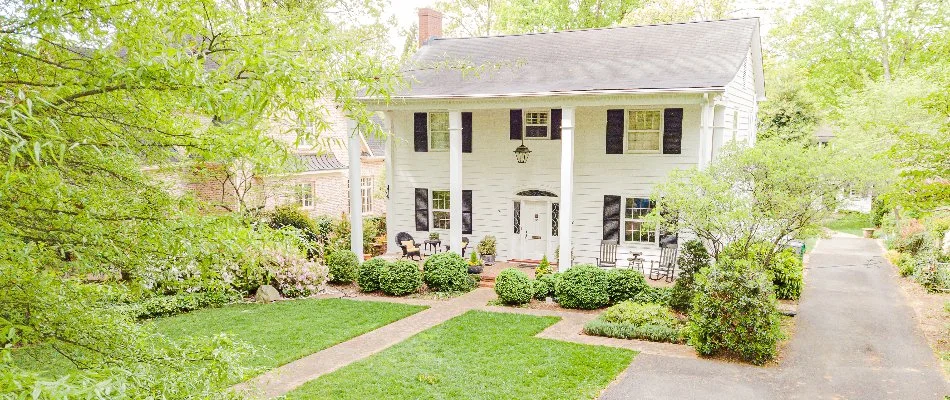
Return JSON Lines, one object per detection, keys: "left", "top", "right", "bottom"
{"left": 343, "top": 10, "right": 764, "bottom": 269}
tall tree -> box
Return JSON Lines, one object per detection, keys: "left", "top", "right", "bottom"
{"left": 0, "top": 0, "right": 394, "bottom": 396}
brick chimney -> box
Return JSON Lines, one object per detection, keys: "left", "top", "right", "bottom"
{"left": 418, "top": 8, "right": 442, "bottom": 48}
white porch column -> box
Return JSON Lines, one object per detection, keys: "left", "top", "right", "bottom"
{"left": 347, "top": 118, "right": 363, "bottom": 260}
{"left": 558, "top": 107, "right": 575, "bottom": 271}
{"left": 448, "top": 110, "right": 463, "bottom": 253}
{"left": 698, "top": 94, "right": 715, "bottom": 170}
{"left": 382, "top": 111, "right": 395, "bottom": 255}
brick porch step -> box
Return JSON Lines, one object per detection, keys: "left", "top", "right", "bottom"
{"left": 477, "top": 275, "right": 495, "bottom": 288}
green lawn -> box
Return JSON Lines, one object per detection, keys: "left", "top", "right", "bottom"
{"left": 824, "top": 212, "right": 874, "bottom": 236}
{"left": 13, "top": 298, "right": 426, "bottom": 380}
{"left": 286, "top": 310, "right": 636, "bottom": 400}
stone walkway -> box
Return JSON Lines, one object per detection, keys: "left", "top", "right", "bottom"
{"left": 601, "top": 235, "right": 949, "bottom": 400}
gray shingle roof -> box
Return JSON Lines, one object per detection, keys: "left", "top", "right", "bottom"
{"left": 399, "top": 18, "right": 759, "bottom": 98}
{"left": 295, "top": 154, "right": 346, "bottom": 171}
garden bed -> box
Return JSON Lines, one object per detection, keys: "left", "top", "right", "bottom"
{"left": 888, "top": 259, "right": 950, "bottom": 377}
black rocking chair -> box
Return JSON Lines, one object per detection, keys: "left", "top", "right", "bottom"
{"left": 596, "top": 240, "right": 618, "bottom": 268}
{"left": 395, "top": 232, "right": 422, "bottom": 261}
{"left": 649, "top": 243, "right": 678, "bottom": 282}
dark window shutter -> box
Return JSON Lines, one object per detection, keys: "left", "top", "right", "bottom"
{"left": 414, "top": 113, "right": 428, "bottom": 152}
{"left": 513, "top": 201, "right": 521, "bottom": 234}
{"left": 462, "top": 112, "right": 473, "bottom": 153}
{"left": 550, "top": 109, "right": 562, "bottom": 140}
{"left": 510, "top": 109, "right": 523, "bottom": 140}
{"left": 415, "top": 188, "right": 429, "bottom": 231}
{"left": 602, "top": 195, "right": 621, "bottom": 241}
{"left": 663, "top": 108, "right": 683, "bottom": 154}
{"left": 606, "top": 109, "right": 624, "bottom": 154}
{"left": 462, "top": 190, "right": 473, "bottom": 234}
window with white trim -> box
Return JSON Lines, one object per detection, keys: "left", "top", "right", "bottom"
{"left": 732, "top": 110, "right": 739, "bottom": 141}
{"left": 432, "top": 190, "right": 450, "bottom": 229}
{"left": 626, "top": 110, "right": 662, "bottom": 152}
{"left": 624, "top": 197, "right": 656, "bottom": 243}
{"left": 524, "top": 111, "right": 550, "bottom": 138}
{"left": 428, "top": 112, "right": 449, "bottom": 151}
{"left": 361, "top": 176, "right": 374, "bottom": 213}
{"left": 297, "top": 182, "right": 314, "bottom": 208}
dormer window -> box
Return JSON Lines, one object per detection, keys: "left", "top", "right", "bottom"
{"left": 524, "top": 111, "right": 549, "bottom": 138}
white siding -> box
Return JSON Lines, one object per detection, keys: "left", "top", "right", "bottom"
{"left": 718, "top": 50, "right": 757, "bottom": 151}
{"left": 388, "top": 100, "right": 703, "bottom": 264}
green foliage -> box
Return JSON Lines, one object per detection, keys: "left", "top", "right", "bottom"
{"left": 268, "top": 206, "right": 318, "bottom": 241}
{"left": 583, "top": 319, "right": 683, "bottom": 343}
{"left": 632, "top": 286, "right": 672, "bottom": 306}
{"left": 326, "top": 250, "right": 359, "bottom": 284}
{"left": 494, "top": 269, "right": 533, "bottom": 305}
{"left": 357, "top": 258, "right": 390, "bottom": 292}
{"left": 757, "top": 78, "right": 819, "bottom": 143}
{"left": 117, "top": 291, "right": 239, "bottom": 320}
{"left": 555, "top": 265, "right": 610, "bottom": 309}
{"left": 605, "top": 269, "right": 649, "bottom": 304}
{"left": 688, "top": 261, "right": 781, "bottom": 365}
{"left": 380, "top": 261, "right": 422, "bottom": 296}
{"left": 532, "top": 273, "right": 559, "bottom": 300}
{"left": 423, "top": 252, "right": 473, "bottom": 292}
{"left": 535, "top": 255, "right": 553, "bottom": 277}
{"left": 584, "top": 301, "right": 685, "bottom": 343}
{"left": 651, "top": 140, "right": 870, "bottom": 260}
{"left": 477, "top": 235, "right": 497, "bottom": 256}
{"left": 721, "top": 242, "right": 804, "bottom": 301}
{"left": 670, "top": 239, "right": 710, "bottom": 312}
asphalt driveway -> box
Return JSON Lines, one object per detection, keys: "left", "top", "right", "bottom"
{"left": 601, "top": 235, "right": 949, "bottom": 400}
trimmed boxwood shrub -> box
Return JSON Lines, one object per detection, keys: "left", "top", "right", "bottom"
{"left": 494, "top": 268, "right": 532, "bottom": 305}
{"left": 633, "top": 286, "right": 672, "bottom": 305}
{"left": 423, "top": 252, "right": 473, "bottom": 292}
{"left": 688, "top": 259, "right": 781, "bottom": 365}
{"left": 555, "top": 264, "right": 610, "bottom": 309}
{"left": 670, "top": 239, "right": 710, "bottom": 312}
{"left": 532, "top": 273, "right": 559, "bottom": 300}
{"left": 380, "top": 260, "right": 422, "bottom": 296}
{"left": 326, "top": 249, "right": 359, "bottom": 283}
{"left": 583, "top": 301, "right": 685, "bottom": 343}
{"left": 357, "top": 257, "right": 389, "bottom": 292}
{"left": 606, "top": 269, "right": 649, "bottom": 304}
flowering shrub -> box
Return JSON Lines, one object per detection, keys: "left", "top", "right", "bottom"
{"left": 266, "top": 250, "right": 328, "bottom": 298}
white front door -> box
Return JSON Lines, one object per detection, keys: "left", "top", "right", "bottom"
{"left": 521, "top": 200, "right": 549, "bottom": 260}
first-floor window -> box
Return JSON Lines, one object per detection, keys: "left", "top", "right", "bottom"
{"left": 432, "top": 190, "right": 450, "bottom": 229}
{"left": 361, "top": 176, "right": 374, "bottom": 213}
{"left": 298, "top": 182, "right": 314, "bottom": 208}
{"left": 624, "top": 197, "right": 655, "bottom": 242}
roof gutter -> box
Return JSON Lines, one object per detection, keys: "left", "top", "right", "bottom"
{"left": 357, "top": 86, "right": 726, "bottom": 102}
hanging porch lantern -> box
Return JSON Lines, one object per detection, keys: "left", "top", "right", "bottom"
{"left": 513, "top": 141, "right": 532, "bottom": 163}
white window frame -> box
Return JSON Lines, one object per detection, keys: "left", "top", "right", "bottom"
{"left": 431, "top": 190, "right": 450, "bottom": 230}
{"left": 622, "top": 197, "right": 656, "bottom": 244}
{"left": 523, "top": 110, "right": 550, "bottom": 139}
{"left": 297, "top": 182, "right": 314, "bottom": 209}
{"left": 624, "top": 109, "right": 663, "bottom": 154}
{"left": 428, "top": 112, "right": 450, "bottom": 152}
{"left": 360, "top": 176, "right": 374, "bottom": 214}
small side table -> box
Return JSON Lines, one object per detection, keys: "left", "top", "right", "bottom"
{"left": 627, "top": 252, "right": 644, "bottom": 273}
{"left": 423, "top": 239, "right": 441, "bottom": 255}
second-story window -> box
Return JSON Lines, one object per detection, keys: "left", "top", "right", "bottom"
{"left": 429, "top": 112, "right": 449, "bottom": 151}
{"left": 626, "top": 110, "right": 662, "bottom": 152}
{"left": 524, "top": 111, "right": 549, "bottom": 138}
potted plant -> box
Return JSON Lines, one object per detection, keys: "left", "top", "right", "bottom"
{"left": 477, "top": 235, "right": 497, "bottom": 265}
{"left": 467, "top": 252, "right": 484, "bottom": 274}
{"left": 429, "top": 232, "right": 440, "bottom": 241}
